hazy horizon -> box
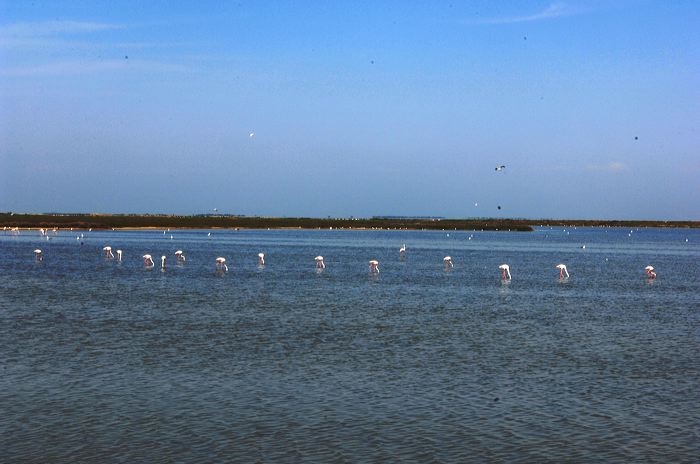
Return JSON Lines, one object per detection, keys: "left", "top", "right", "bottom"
{"left": 3, "top": 210, "right": 698, "bottom": 223}
{"left": 1, "top": 1, "right": 698, "bottom": 220}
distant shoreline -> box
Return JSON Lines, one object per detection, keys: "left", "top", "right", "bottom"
{"left": 1, "top": 213, "right": 698, "bottom": 231}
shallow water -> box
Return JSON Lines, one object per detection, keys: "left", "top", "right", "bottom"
{"left": 1, "top": 227, "right": 699, "bottom": 462}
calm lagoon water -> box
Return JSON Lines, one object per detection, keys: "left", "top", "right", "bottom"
{"left": 1, "top": 227, "right": 698, "bottom": 462}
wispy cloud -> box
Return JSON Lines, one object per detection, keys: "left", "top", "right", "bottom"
{"left": 471, "top": 2, "right": 585, "bottom": 25}
{"left": 0, "top": 20, "right": 194, "bottom": 77}
{"left": 585, "top": 161, "right": 629, "bottom": 172}
{"left": 0, "top": 59, "right": 188, "bottom": 77}
{"left": 0, "top": 20, "right": 122, "bottom": 38}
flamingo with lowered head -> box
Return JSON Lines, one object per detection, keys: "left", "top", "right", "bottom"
{"left": 216, "top": 257, "right": 228, "bottom": 272}
{"left": 444, "top": 256, "right": 453, "bottom": 268}
{"left": 556, "top": 264, "right": 569, "bottom": 279}
{"left": 645, "top": 265, "right": 656, "bottom": 279}
{"left": 369, "top": 260, "right": 380, "bottom": 273}
{"left": 315, "top": 256, "right": 325, "bottom": 269}
{"left": 143, "top": 254, "right": 154, "bottom": 267}
{"left": 499, "top": 264, "right": 511, "bottom": 280}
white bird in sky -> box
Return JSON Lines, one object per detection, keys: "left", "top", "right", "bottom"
{"left": 249, "top": 131, "right": 255, "bottom": 138}
{"left": 495, "top": 165, "right": 506, "bottom": 171}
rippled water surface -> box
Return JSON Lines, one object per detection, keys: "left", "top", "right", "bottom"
{"left": 1, "top": 227, "right": 699, "bottom": 462}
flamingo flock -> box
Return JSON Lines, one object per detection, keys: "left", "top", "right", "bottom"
{"left": 27, "top": 240, "right": 662, "bottom": 281}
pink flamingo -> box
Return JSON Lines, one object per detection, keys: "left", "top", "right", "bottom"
{"left": 315, "top": 256, "right": 325, "bottom": 269}
{"left": 499, "top": 264, "right": 511, "bottom": 280}
{"left": 556, "top": 264, "right": 569, "bottom": 279}
{"left": 216, "top": 257, "right": 228, "bottom": 272}
{"left": 645, "top": 265, "right": 656, "bottom": 279}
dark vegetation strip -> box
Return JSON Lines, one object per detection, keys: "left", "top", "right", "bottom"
{"left": 2, "top": 213, "right": 699, "bottom": 230}
{"left": 1, "top": 213, "right": 536, "bottom": 231}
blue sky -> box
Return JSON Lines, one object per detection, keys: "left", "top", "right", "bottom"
{"left": 1, "top": 1, "right": 698, "bottom": 219}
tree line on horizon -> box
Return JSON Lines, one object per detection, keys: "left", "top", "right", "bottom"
{"left": 1, "top": 213, "right": 698, "bottom": 230}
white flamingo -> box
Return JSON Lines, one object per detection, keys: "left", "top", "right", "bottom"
{"left": 116, "top": 249, "right": 122, "bottom": 261}
{"left": 399, "top": 244, "right": 406, "bottom": 258}
{"left": 315, "top": 256, "right": 325, "bottom": 269}
{"left": 34, "top": 249, "right": 42, "bottom": 261}
{"left": 175, "top": 250, "right": 186, "bottom": 262}
{"left": 143, "top": 254, "right": 154, "bottom": 267}
{"left": 216, "top": 257, "right": 228, "bottom": 272}
{"left": 444, "top": 256, "right": 453, "bottom": 268}
{"left": 499, "top": 264, "right": 511, "bottom": 280}
{"left": 103, "top": 246, "right": 114, "bottom": 259}
{"left": 645, "top": 265, "right": 656, "bottom": 279}
{"left": 369, "top": 260, "right": 380, "bottom": 273}
{"left": 556, "top": 264, "right": 569, "bottom": 279}
{"left": 258, "top": 253, "right": 265, "bottom": 266}
{"left": 161, "top": 255, "right": 166, "bottom": 269}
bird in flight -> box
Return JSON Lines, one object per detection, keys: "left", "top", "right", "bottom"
{"left": 495, "top": 165, "right": 506, "bottom": 172}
